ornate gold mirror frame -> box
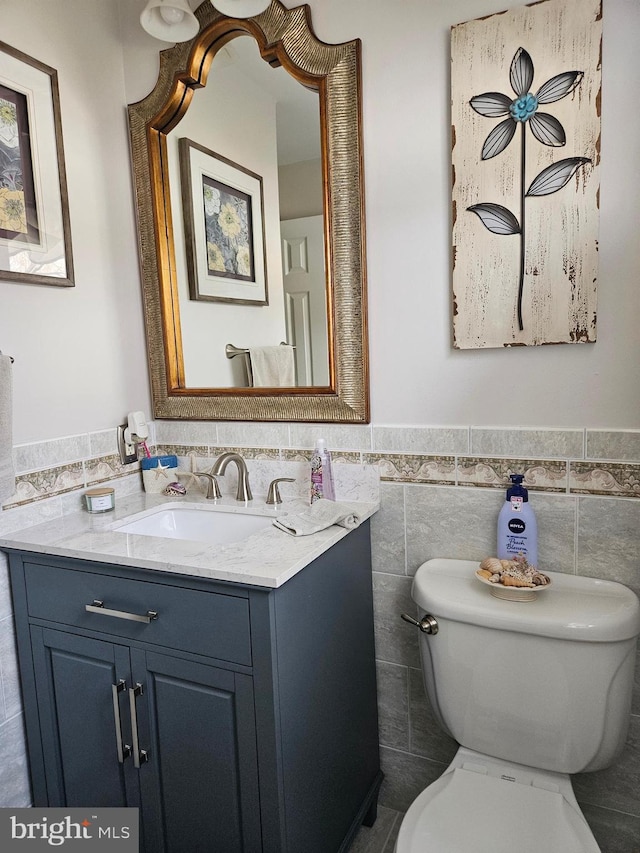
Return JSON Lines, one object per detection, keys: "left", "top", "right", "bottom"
{"left": 128, "top": 0, "right": 369, "bottom": 422}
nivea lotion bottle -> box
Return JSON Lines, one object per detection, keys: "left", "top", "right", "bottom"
{"left": 497, "top": 474, "right": 538, "bottom": 566}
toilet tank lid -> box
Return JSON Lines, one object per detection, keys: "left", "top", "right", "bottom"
{"left": 412, "top": 559, "right": 640, "bottom": 642}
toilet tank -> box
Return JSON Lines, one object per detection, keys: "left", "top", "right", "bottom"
{"left": 411, "top": 559, "right": 640, "bottom": 775}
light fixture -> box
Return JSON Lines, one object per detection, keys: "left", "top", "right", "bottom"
{"left": 140, "top": 0, "right": 200, "bottom": 42}
{"left": 211, "top": 0, "right": 271, "bottom": 18}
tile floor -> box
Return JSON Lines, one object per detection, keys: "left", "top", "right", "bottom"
{"left": 350, "top": 806, "right": 402, "bottom": 852}
{"left": 350, "top": 803, "right": 640, "bottom": 853}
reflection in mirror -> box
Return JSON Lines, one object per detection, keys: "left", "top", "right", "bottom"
{"left": 167, "top": 36, "right": 328, "bottom": 388}
{"left": 128, "top": 0, "right": 369, "bottom": 422}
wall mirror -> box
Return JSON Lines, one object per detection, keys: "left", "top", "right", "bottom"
{"left": 128, "top": 0, "right": 369, "bottom": 422}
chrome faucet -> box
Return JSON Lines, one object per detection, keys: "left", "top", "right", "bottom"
{"left": 210, "top": 452, "right": 252, "bottom": 502}
{"left": 266, "top": 477, "right": 295, "bottom": 506}
{"left": 194, "top": 471, "right": 221, "bottom": 500}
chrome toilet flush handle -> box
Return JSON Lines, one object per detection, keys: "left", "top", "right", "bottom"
{"left": 401, "top": 612, "right": 439, "bottom": 634}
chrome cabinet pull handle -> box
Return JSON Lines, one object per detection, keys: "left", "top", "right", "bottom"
{"left": 111, "top": 679, "right": 132, "bottom": 764}
{"left": 86, "top": 600, "right": 159, "bottom": 624}
{"left": 128, "top": 683, "right": 149, "bottom": 769}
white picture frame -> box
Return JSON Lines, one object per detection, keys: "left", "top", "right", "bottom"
{"left": 0, "top": 40, "right": 73, "bottom": 286}
{"left": 179, "top": 137, "right": 267, "bottom": 305}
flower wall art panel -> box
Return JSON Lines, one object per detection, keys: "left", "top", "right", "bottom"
{"left": 451, "top": 0, "right": 601, "bottom": 349}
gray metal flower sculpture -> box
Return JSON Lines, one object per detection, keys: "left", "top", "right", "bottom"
{"left": 468, "top": 47, "right": 591, "bottom": 331}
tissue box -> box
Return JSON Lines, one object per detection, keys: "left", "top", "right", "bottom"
{"left": 141, "top": 455, "right": 179, "bottom": 494}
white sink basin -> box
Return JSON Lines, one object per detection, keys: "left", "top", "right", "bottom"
{"left": 112, "top": 503, "right": 273, "bottom": 546}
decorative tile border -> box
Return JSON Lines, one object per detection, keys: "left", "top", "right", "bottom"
{"left": 3, "top": 425, "right": 640, "bottom": 515}
{"left": 155, "top": 444, "right": 208, "bottom": 461}
{"left": 283, "top": 448, "right": 362, "bottom": 465}
{"left": 156, "top": 444, "right": 282, "bottom": 464}
{"left": 457, "top": 457, "right": 567, "bottom": 492}
{"left": 207, "top": 445, "right": 281, "bottom": 461}
{"left": 3, "top": 454, "right": 141, "bottom": 509}
{"left": 570, "top": 461, "right": 640, "bottom": 497}
{"left": 364, "top": 453, "right": 456, "bottom": 485}
{"left": 5, "top": 462, "right": 85, "bottom": 507}
{"left": 85, "top": 453, "right": 141, "bottom": 485}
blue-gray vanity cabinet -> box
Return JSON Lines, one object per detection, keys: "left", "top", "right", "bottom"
{"left": 29, "top": 628, "right": 140, "bottom": 810}
{"left": 27, "top": 619, "right": 261, "bottom": 852}
{"left": 6, "top": 520, "right": 381, "bottom": 852}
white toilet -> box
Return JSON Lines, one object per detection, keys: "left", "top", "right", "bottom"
{"left": 396, "top": 558, "right": 640, "bottom": 853}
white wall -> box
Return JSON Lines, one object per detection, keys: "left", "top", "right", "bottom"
{"left": 297, "top": 0, "right": 640, "bottom": 428}
{"left": 278, "top": 158, "right": 323, "bottom": 220}
{"left": 1, "top": 0, "right": 637, "bottom": 448}
{"left": 121, "top": 0, "right": 639, "bottom": 429}
{"left": 0, "top": 0, "right": 151, "bottom": 444}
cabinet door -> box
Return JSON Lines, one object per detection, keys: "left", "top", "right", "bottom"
{"left": 30, "top": 627, "right": 141, "bottom": 809}
{"left": 131, "top": 650, "right": 261, "bottom": 853}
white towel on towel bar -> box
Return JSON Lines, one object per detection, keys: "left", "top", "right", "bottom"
{"left": 0, "top": 353, "right": 15, "bottom": 505}
{"left": 249, "top": 345, "right": 295, "bottom": 387}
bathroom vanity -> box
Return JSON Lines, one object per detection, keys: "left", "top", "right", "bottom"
{"left": 2, "top": 496, "right": 381, "bottom": 853}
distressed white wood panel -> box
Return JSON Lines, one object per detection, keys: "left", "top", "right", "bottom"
{"left": 451, "top": 0, "right": 601, "bottom": 349}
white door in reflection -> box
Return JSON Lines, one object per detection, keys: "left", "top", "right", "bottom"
{"left": 281, "top": 215, "right": 329, "bottom": 387}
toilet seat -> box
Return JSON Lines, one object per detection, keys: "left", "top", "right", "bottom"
{"left": 396, "top": 761, "right": 600, "bottom": 853}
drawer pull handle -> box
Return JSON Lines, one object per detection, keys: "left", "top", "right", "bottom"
{"left": 86, "top": 600, "right": 159, "bottom": 624}
{"left": 111, "top": 679, "right": 132, "bottom": 764}
{"left": 128, "top": 683, "right": 149, "bottom": 769}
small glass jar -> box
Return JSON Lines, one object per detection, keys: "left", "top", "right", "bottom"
{"left": 84, "top": 487, "right": 115, "bottom": 513}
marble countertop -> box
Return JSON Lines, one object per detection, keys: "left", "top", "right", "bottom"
{"left": 0, "top": 492, "right": 378, "bottom": 588}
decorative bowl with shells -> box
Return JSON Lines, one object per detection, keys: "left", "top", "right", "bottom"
{"left": 475, "top": 556, "right": 552, "bottom": 602}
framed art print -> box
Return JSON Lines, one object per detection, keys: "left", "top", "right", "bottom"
{"left": 179, "top": 137, "right": 268, "bottom": 305}
{"left": 0, "top": 40, "right": 73, "bottom": 286}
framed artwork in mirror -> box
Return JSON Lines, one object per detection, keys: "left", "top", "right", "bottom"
{"left": 0, "top": 41, "right": 73, "bottom": 287}
{"left": 179, "top": 138, "right": 267, "bottom": 305}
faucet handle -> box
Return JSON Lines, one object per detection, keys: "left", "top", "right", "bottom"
{"left": 194, "top": 471, "right": 222, "bottom": 500}
{"left": 266, "top": 478, "right": 295, "bottom": 506}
